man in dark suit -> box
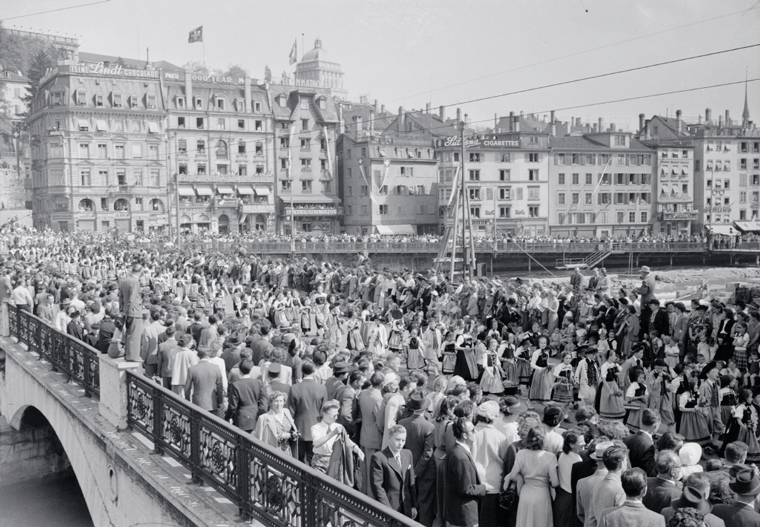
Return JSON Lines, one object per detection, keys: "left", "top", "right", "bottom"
{"left": 251, "top": 324, "right": 274, "bottom": 365}
{"left": 444, "top": 417, "right": 488, "bottom": 527}
{"left": 326, "top": 361, "right": 349, "bottom": 400}
{"left": 96, "top": 307, "right": 116, "bottom": 354}
{"left": 648, "top": 299, "right": 670, "bottom": 339}
{"left": 225, "top": 358, "right": 264, "bottom": 433}
{"left": 642, "top": 450, "right": 683, "bottom": 513}
{"left": 156, "top": 325, "right": 179, "bottom": 389}
{"left": 399, "top": 393, "right": 435, "bottom": 527}
{"left": 358, "top": 372, "right": 386, "bottom": 493}
{"left": 623, "top": 408, "right": 660, "bottom": 477}
{"left": 119, "top": 264, "right": 144, "bottom": 362}
{"left": 370, "top": 424, "right": 417, "bottom": 520}
{"left": 287, "top": 360, "right": 327, "bottom": 465}
{"left": 184, "top": 347, "right": 224, "bottom": 413}
{"left": 712, "top": 468, "right": 760, "bottom": 527}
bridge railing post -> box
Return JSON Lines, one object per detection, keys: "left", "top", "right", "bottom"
{"left": 98, "top": 354, "right": 141, "bottom": 430}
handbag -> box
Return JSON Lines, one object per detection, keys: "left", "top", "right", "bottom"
{"left": 499, "top": 482, "right": 519, "bottom": 513}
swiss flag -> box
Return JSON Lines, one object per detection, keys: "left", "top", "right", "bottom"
{"left": 188, "top": 26, "right": 203, "bottom": 43}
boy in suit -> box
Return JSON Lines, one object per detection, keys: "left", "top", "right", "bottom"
{"left": 370, "top": 425, "right": 417, "bottom": 520}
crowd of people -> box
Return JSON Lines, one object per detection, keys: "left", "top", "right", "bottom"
{"left": 4, "top": 226, "right": 760, "bottom": 527}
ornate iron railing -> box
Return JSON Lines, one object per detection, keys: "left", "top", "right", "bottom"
{"left": 8, "top": 304, "right": 100, "bottom": 397}
{"left": 126, "top": 373, "right": 419, "bottom": 527}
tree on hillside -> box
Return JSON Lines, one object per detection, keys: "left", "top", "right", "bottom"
{"left": 0, "top": 23, "right": 24, "bottom": 74}
{"left": 224, "top": 64, "right": 248, "bottom": 78}
{"left": 22, "top": 50, "right": 56, "bottom": 110}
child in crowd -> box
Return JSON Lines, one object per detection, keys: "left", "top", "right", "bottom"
{"left": 746, "top": 349, "right": 760, "bottom": 388}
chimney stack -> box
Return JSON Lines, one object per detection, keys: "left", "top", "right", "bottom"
{"left": 439, "top": 105, "right": 445, "bottom": 121}
{"left": 399, "top": 106, "right": 405, "bottom": 130}
{"left": 338, "top": 103, "right": 344, "bottom": 134}
{"left": 676, "top": 110, "right": 682, "bottom": 133}
{"left": 550, "top": 110, "right": 556, "bottom": 137}
{"left": 513, "top": 115, "right": 520, "bottom": 132}
{"left": 355, "top": 115, "right": 362, "bottom": 132}
{"left": 610, "top": 123, "right": 616, "bottom": 132}
{"left": 456, "top": 108, "right": 462, "bottom": 124}
{"left": 705, "top": 108, "right": 712, "bottom": 123}
{"left": 509, "top": 111, "right": 514, "bottom": 132}
{"left": 725, "top": 109, "right": 730, "bottom": 126}
{"left": 598, "top": 117, "right": 603, "bottom": 133}
{"left": 244, "top": 76, "right": 252, "bottom": 114}
{"left": 639, "top": 113, "right": 645, "bottom": 133}
{"left": 381, "top": 104, "right": 385, "bottom": 114}
{"left": 719, "top": 115, "right": 723, "bottom": 127}
{"left": 576, "top": 117, "right": 582, "bottom": 127}
{"left": 426, "top": 102, "right": 430, "bottom": 113}
{"left": 369, "top": 106, "right": 375, "bottom": 135}
{"left": 495, "top": 113, "right": 498, "bottom": 130}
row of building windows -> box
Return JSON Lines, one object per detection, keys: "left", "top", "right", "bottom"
{"left": 557, "top": 192, "right": 651, "bottom": 205}
{"left": 706, "top": 141, "right": 760, "bottom": 153}
{"left": 279, "top": 158, "right": 329, "bottom": 171}
{"left": 74, "top": 142, "right": 161, "bottom": 159}
{"left": 76, "top": 197, "right": 164, "bottom": 212}
{"left": 346, "top": 184, "right": 429, "bottom": 197}
{"left": 557, "top": 173, "right": 653, "bottom": 185}
{"left": 346, "top": 147, "right": 434, "bottom": 160}
{"left": 280, "top": 136, "right": 327, "bottom": 150}
{"left": 279, "top": 180, "right": 331, "bottom": 193}
{"left": 558, "top": 211, "right": 648, "bottom": 224}
{"left": 177, "top": 163, "right": 265, "bottom": 176}
{"left": 176, "top": 116, "right": 264, "bottom": 131}
{"left": 554, "top": 153, "right": 652, "bottom": 166}
{"left": 50, "top": 90, "right": 158, "bottom": 109}
{"left": 174, "top": 96, "right": 264, "bottom": 114}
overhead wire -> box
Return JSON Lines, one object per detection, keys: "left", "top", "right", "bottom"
{"left": 2, "top": 0, "right": 111, "bottom": 21}
{"left": 385, "top": 3, "right": 760, "bottom": 104}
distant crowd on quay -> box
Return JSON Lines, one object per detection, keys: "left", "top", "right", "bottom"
{"left": 3, "top": 224, "right": 760, "bottom": 527}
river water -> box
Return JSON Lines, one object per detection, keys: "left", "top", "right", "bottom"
{"left": 0, "top": 475, "right": 93, "bottom": 526}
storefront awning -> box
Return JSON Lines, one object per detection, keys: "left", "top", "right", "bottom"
{"left": 216, "top": 185, "right": 235, "bottom": 194}
{"left": 237, "top": 186, "right": 255, "bottom": 195}
{"left": 375, "top": 224, "right": 416, "bottom": 235}
{"left": 194, "top": 185, "right": 213, "bottom": 196}
{"left": 148, "top": 122, "right": 159, "bottom": 134}
{"left": 178, "top": 186, "right": 195, "bottom": 196}
{"left": 254, "top": 186, "right": 270, "bottom": 196}
{"left": 96, "top": 120, "right": 108, "bottom": 131}
{"left": 708, "top": 225, "right": 735, "bottom": 235}
{"left": 734, "top": 221, "right": 760, "bottom": 233}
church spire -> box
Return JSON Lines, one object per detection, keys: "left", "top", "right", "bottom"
{"left": 743, "top": 72, "right": 751, "bottom": 128}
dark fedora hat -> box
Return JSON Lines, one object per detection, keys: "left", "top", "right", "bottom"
{"left": 406, "top": 392, "right": 430, "bottom": 412}
{"left": 730, "top": 468, "right": 760, "bottom": 496}
{"left": 676, "top": 486, "right": 712, "bottom": 516}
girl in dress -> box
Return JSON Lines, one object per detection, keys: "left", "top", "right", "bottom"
{"left": 529, "top": 336, "right": 554, "bottom": 408}
{"left": 311, "top": 286, "right": 328, "bottom": 331}
{"left": 678, "top": 383, "right": 711, "bottom": 445}
{"left": 598, "top": 350, "right": 625, "bottom": 420}
{"left": 625, "top": 367, "right": 649, "bottom": 432}
{"left": 345, "top": 310, "right": 365, "bottom": 352}
{"left": 663, "top": 334, "right": 681, "bottom": 370}
{"left": 515, "top": 337, "right": 534, "bottom": 392}
{"left": 405, "top": 326, "right": 426, "bottom": 371}
{"left": 721, "top": 389, "right": 760, "bottom": 462}
{"left": 552, "top": 352, "right": 575, "bottom": 420}
{"left": 300, "top": 297, "right": 313, "bottom": 335}
{"left": 734, "top": 323, "right": 750, "bottom": 371}
{"left": 387, "top": 318, "right": 405, "bottom": 354}
{"left": 499, "top": 334, "right": 519, "bottom": 387}
{"left": 746, "top": 350, "right": 760, "bottom": 388}
{"left": 441, "top": 331, "right": 457, "bottom": 376}
{"left": 718, "top": 374, "right": 739, "bottom": 430}
{"left": 480, "top": 338, "right": 506, "bottom": 396}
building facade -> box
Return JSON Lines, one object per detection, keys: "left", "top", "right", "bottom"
{"left": 637, "top": 113, "right": 697, "bottom": 236}
{"left": 26, "top": 62, "right": 170, "bottom": 233}
{"left": 548, "top": 130, "right": 655, "bottom": 238}
{"left": 339, "top": 107, "right": 441, "bottom": 235}
{"left": 436, "top": 114, "right": 550, "bottom": 237}
{"left": 164, "top": 70, "right": 276, "bottom": 234}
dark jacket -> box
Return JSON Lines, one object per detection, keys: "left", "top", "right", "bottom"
{"left": 370, "top": 447, "right": 416, "bottom": 518}
{"left": 287, "top": 378, "right": 326, "bottom": 441}
{"left": 623, "top": 430, "right": 657, "bottom": 477}
{"left": 642, "top": 477, "right": 682, "bottom": 514}
{"left": 712, "top": 502, "right": 760, "bottom": 527}
{"left": 444, "top": 443, "right": 486, "bottom": 526}
{"left": 226, "top": 377, "right": 264, "bottom": 432}
{"left": 185, "top": 360, "right": 224, "bottom": 411}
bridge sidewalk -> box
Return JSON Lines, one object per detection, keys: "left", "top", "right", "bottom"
{"left": 0, "top": 336, "right": 260, "bottom": 527}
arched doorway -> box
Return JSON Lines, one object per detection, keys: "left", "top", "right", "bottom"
{"left": 218, "top": 214, "right": 229, "bottom": 234}
{"left": 255, "top": 214, "right": 266, "bottom": 232}
{"left": 149, "top": 198, "right": 164, "bottom": 212}
{"left": 78, "top": 199, "right": 94, "bottom": 212}
{"left": 180, "top": 215, "right": 192, "bottom": 233}
{"left": 114, "top": 199, "right": 129, "bottom": 211}
{"left": 196, "top": 214, "right": 210, "bottom": 232}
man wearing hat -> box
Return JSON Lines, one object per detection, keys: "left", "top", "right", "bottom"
{"left": 399, "top": 392, "right": 435, "bottom": 527}
{"left": 577, "top": 440, "right": 613, "bottom": 527}
{"left": 597, "top": 467, "right": 665, "bottom": 527}
{"left": 470, "top": 400, "right": 507, "bottom": 527}
{"left": 712, "top": 468, "right": 760, "bottom": 526}
{"left": 662, "top": 473, "right": 724, "bottom": 527}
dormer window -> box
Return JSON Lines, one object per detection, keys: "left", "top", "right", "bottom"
{"left": 146, "top": 93, "right": 157, "bottom": 109}
{"left": 215, "top": 96, "right": 225, "bottom": 110}
{"left": 254, "top": 101, "right": 262, "bottom": 112}
{"left": 95, "top": 93, "right": 104, "bottom": 107}
{"left": 75, "top": 88, "right": 87, "bottom": 106}
{"left": 112, "top": 92, "right": 123, "bottom": 107}
{"left": 278, "top": 95, "right": 287, "bottom": 108}
{"left": 194, "top": 97, "right": 203, "bottom": 110}
{"left": 129, "top": 95, "right": 139, "bottom": 109}
{"left": 51, "top": 90, "right": 64, "bottom": 106}
{"left": 318, "top": 98, "right": 327, "bottom": 110}
{"left": 176, "top": 96, "right": 185, "bottom": 109}
{"left": 300, "top": 100, "right": 309, "bottom": 110}
{"left": 235, "top": 99, "right": 245, "bottom": 112}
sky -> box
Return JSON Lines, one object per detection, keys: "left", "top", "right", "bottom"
{"left": 3, "top": 0, "right": 760, "bottom": 131}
